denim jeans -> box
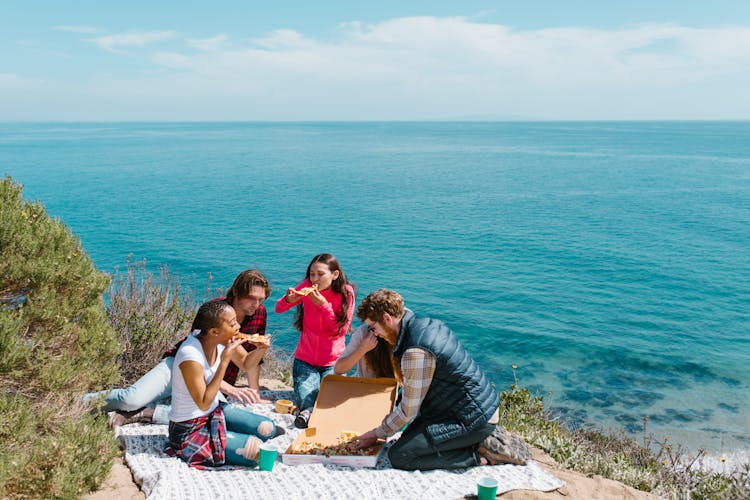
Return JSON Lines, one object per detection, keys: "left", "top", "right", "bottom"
{"left": 223, "top": 404, "right": 276, "bottom": 466}
{"left": 83, "top": 356, "right": 174, "bottom": 412}
{"left": 292, "top": 358, "right": 335, "bottom": 412}
{"left": 388, "top": 419, "right": 495, "bottom": 470}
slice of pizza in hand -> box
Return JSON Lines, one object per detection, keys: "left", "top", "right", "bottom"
{"left": 296, "top": 283, "right": 319, "bottom": 296}
{"left": 232, "top": 332, "right": 268, "bottom": 344}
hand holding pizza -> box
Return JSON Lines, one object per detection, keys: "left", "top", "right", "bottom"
{"left": 307, "top": 286, "right": 328, "bottom": 306}
{"left": 285, "top": 283, "right": 319, "bottom": 303}
{"left": 232, "top": 332, "right": 271, "bottom": 348}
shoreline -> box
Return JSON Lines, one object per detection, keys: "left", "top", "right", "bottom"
{"left": 690, "top": 449, "right": 750, "bottom": 474}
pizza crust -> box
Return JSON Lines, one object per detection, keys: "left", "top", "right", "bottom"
{"left": 296, "top": 283, "right": 319, "bottom": 296}
{"left": 232, "top": 332, "right": 266, "bottom": 343}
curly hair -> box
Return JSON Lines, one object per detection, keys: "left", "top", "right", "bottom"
{"left": 357, "top": 289, "right": 404, "bottom": 323}
{"left": 191, "top": 300, "right": 232, "bottom": 337}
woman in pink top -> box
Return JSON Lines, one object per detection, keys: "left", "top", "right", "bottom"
{"left": 275, "top": 253, "right": 355, "bottom": 428}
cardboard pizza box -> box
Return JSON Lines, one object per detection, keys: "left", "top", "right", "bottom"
{"left": 282, "top": 375, "right": 398, "bottom": 467}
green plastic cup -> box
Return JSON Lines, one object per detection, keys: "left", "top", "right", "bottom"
{"left": 477, "top": 476, "right": 498, "bottom": 500}
{"left": 258, "top": 443, "right": 278, "bottom": 472}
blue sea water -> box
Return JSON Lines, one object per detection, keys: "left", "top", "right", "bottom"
{"left": 2, "top": 121, "right": 749, "bottom": 457}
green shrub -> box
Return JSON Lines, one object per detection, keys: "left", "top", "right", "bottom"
{"left": 105, "top": 260, "right": 293, "bottom": 387}
{"left": 0, "top": 176, "right": 121, "bottom": 498}
{"left": 499, "top": 365, "right": 750, "bottom": 499}
{"left": 259, "top": 346, "right": 293, "bottom": 387}
{"left": 107, "top": 258, "right": 198, "bottom": 385}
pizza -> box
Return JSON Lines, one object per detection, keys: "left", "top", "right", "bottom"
{"left": 296, "top": 283, "right": 319, "bottom": 296}
{"left": 289, "top": 431, "right": 379, "bottom": 457}
{"left": 232, "top": 332, "right": 266, "bottom": 343}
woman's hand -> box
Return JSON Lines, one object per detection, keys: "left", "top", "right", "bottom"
{"left": 221, "top": 336, "right": 243, "bottom": 364}
{"left": 308, "top": 287, "right": 328, "bottom": 307}
{"left": 285, "top": 287, "right": 303, "bottom": 303}
{"left": 360, "top": 331, "right": 378, "bottom": 353}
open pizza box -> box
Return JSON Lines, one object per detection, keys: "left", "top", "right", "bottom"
{"left": 282, "top": 375, "right": 398, "bottom": 467}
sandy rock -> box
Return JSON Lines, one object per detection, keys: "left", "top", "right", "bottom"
{"left": 83, "top": 456, "right": 144, "bottom": 500}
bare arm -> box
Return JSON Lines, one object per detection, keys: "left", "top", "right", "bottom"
{"left": 180, "top": 338, "right": 242, "bottom": 411}
{"left": 334, "top": 329, "right": 378, "bottom": 375}
{"left": 219, "top": 337, "right": 269, "bottom": 404}
{"left": 180, "top": 356, "right": 230, "bottom": 411}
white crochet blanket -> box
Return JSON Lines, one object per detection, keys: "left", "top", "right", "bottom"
{"left": 116, "top": 390, "right": 564, "bottom": 499}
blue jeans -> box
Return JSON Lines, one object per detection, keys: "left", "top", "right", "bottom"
{"left": 292, "top": 359, "right": 334, "bottom": 412}
{"left": 388, "top": 419, "right": 495, "bottom": 470}
{"left": 84, "top": 357, "right": 174, "bottom": 412}
{"left": 223, "top": 405, "right": 276, "bottom": 466}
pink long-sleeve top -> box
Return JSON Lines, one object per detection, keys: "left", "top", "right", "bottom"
{"left": 275, "top": 280, "right": 355, "bottom": 367}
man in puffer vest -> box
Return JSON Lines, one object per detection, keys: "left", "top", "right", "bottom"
{"left": 352, "top": 289, "right": 530, "bottom": 470}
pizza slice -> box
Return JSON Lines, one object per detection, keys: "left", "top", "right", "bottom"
{"left": 296, "top": 283, "right": 319, "bottom": 296}
{"left": 232, "top": 332, "right": 266, "bottom": 343}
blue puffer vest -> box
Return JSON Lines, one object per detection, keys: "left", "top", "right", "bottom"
{"left": 393, "top": 310, "right": 499, "bottom": 444}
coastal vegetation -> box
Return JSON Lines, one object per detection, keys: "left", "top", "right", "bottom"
{"left": 0, "top": 177, "right": 121, "bottom": 498}
{"left": 499, "top": 367, "right": 750, "bottom": 498}
{"left": 1, "top": 175, "right": 746, "bottom": 498}
{"left": 107, "top": 257, "right": 292, "bottom": 388}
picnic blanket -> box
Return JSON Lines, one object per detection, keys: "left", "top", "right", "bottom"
{"left": 116, "top": 390, "right": 564, "bottom": 499}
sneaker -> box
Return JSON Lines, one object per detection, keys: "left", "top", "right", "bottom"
{"left": 107, "top": 411, "right": 126, "bottom": 428}
{"left": 294, "top": 409, "right": 311, "bottom": 429}
{"left": 477, "top": 427, "right": 531, "bottom": 466}
{"left": 107, "top": 407, "right": 154, "bottom": 428}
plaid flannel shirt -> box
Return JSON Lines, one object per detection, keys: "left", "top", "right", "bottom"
{"left": 166, "top": 404, "right": 226, "bottom": 468}
{"left": 375, "top": 347, "right": 436, "bottom": 438}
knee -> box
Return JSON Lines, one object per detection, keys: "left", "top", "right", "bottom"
{"left": 257, "top": 420, "right": 276, "bottom": 438}
{"left": 96, "top": 387, "right": 151, "bottom": 412}
{"left": 116, "top": 391, "right": 154, "bottom": 412}
{"left": 238, "top": 436, "right": 262, "bottom": 462}
{"left": 387, "top": 443, "right": 416, "bottom": 470}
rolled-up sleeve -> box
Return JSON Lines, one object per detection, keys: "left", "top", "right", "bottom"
{"left": 375, "top": 348, "right": 435, "bottom": 438}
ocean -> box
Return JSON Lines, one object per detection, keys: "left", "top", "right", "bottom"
{"left": 2, "top": 121, "right": 748, "bottom": 462}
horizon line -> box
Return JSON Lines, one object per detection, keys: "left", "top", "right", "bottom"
{"left": 2, "top": 118, "right": 750, "bottom": 124}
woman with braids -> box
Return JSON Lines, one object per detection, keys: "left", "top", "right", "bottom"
{"left": 167, "top": 300, "right": 276, "bottom": 468}
{"left": 84, "top": 269, "right": 272, "bottom": 425}
{"left": 275, "top": 253, "right": 355, "bottom": 428}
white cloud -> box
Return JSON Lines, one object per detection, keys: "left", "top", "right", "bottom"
{"left": 85, "top": 30, "right": 176, "bottom": 53}
{"left": 253, "top": 29, "right": 316, "bottom": 50}
{"left": 151, "top": 51, "right": 195, "bottom": 70}
{"left": 53, "top": 25, "right": 104, "bottom": 35}
{"left": 0, "top": 73, "right": 43, "bottom": 91}
{"left": 17, "top": 17, "right": 750, "bottom": 119}
{"left": 186, "top": 34, "right": 228, "bottom": 51}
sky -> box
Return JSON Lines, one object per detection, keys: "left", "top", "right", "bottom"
{"left": 2, "top": 1, "right": 750, "bottom": 121}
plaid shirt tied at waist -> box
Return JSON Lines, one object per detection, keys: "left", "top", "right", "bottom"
{"left": 166, "top": 404, "right": 226, "bottom": 468}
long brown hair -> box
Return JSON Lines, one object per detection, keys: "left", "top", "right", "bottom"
{"left": 293, "top": 253, "right": 353, "bottom": 334}
{"left": 363, "top": 338, "right": 396, "bottom": 379}
{"left": 226, "top": 269, "right": 271, "bottom": 302}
